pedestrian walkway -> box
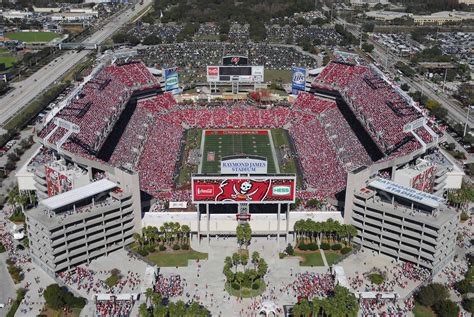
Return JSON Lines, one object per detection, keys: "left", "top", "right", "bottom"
{"left": 317, "top": 238, "right": 329, "bottom": 267}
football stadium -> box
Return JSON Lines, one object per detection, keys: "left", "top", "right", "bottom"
{"left": 20, "top": 52, "right": 461, "bottom": 276}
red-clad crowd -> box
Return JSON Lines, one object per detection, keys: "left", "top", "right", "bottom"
{"left": 313, "top": 62, "right": 442, "bottom": 157}
{"left": 288, "top": 272, "right": 335, "bottom": 300}
{"left": 154, "top": 274, "right": 184, "bottom": 298}
{"left": 37, "top": 61, "right": 438, "bottom": 206}
{"left": 95, "top": 299, "right": 134, "bottom": 317}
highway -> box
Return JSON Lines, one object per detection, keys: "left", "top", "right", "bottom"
{"left": 0, "top": 0, "right": 152, "bottom": 128}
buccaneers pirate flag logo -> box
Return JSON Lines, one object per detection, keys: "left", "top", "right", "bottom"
{"left": 216, "top": 179, "right": 271, "bottom": 202}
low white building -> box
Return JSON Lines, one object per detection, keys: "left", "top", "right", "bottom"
{"left": 351, "top": 0, "right": 389, "bottom": 7}
{"left": 1, "top": 10, "right": 33, "bottom": 20}
{"left": 50, "top": 12, "right": 98, "bottom": 22}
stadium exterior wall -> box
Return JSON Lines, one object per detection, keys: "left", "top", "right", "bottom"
{"left": 142, "top": 211, "right": 343, "bottom": 235}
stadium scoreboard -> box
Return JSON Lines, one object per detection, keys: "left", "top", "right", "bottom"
{"left": 207, "top": 65, "right": 264, "bottom": 83}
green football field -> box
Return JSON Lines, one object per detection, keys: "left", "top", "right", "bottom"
{"left": 201, "top": 129, "right": 278, "bottom": 174}
{"left": 6, "top": 32, "right": 61, "bottom": 43}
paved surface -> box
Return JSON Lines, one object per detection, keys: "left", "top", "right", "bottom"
{"left": 0, "top": 0, "right": 153, "bottom": 127}
{"left": 0, "top": 253, "right": 16, "bottom": 317}
{"left": 160, "top": 236, "right": 329, "bottom": 317}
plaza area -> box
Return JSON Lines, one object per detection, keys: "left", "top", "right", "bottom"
{"left": 2, "top": 231, "right": 472, "bottom": 317}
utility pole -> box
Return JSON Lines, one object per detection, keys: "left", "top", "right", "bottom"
{"left": 463, "top": 105, "right": 473, "bottom": 137}
{"left": 442, "top": 68, "right": 447, "bottom": 92}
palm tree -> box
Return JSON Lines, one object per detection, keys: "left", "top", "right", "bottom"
{"left": 168, "top": 302, "right": 177, "bottom": 317}
{"left": 138, "top": 303, "right": 149, "bottom": 317}
{"left": 173, "top": 222, "right": 181, "bottom": 244}
{"left": 153, "top": 305, "right": 167, "bottom": 317}
{"left": 232, "top": 253, "right": 240, "bottom": 271}
{"left": 251, "top": 251, "right": 260, "bottom": 268}
{"left": 185, "top": 301, "right": 200, "bottom": 316}
{"left": 181, "top": 225, "right": 190, "bottom": 244}
{"left": 132, "top": 233, "right": 141, "bottom": 247}
{"left": 294, "top": 220, "right": 302, "bottom": 243}
{"left": 174, "top": 300, "right": 186, "bottom": 316}
{"left": 240, "top": 254, "right": 248, "bottom": 269}
{"left": 292, "top": 303, "right": 303, "bottom": 317}
{"left": 151, "top": 293, "right": 162, "bottom": 306}
{"left": 314, "top": 221, "right": 322, "bottom": 242}
{"left": 235, "top": 271, "right": 245, "bottom": 295}
{"left": 159, "top": 225, "right": 166, "bottom": 245}
{"left": 145, "top": 288, "right": 154, "bottom": 306}
{"left": 347, "top": 225, "right": 358, "bottom": 245}
{"left": 225, "top": 256, "right": 233, "bottom": 268}
{"left": 312, "top": 298, "right": 323, "bottom": 317}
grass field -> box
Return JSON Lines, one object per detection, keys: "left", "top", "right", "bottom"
{"left": 105, "top": 274, "right": 121, "bottom": 288}
{"left": 147, "top": 250, "right": 208, "bottom": 267}
{"left": 413, "top": 303, "right": 436, "bottom": 317}
{"left": 201, "top": 129, "right": 278, "bottom": 174}
{"left": 324, "top": 251, "right": 344, "bottom": 266}
{"left": 225, "top": 281, "right": 266, "bottom": 298}
{"left": 265, "top": 69, "right": 292, "bottom": 83}
{"left": 6, "top": 32, "right": 60, "bottom": 43}
{"left": 295, "top": 251, "right": 325, "bottom": 266}
{"left": 41, "top": 306, "right": 82, "bottom": 317}
{"left": 0, "top": 48, "right": 16, "bottom": 69}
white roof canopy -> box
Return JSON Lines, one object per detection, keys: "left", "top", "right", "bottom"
{"left": 369, "top": 178, "right": 444, "bottom": 208}
{"left": 40, "top": 179, "right": 117, "bottom": 210}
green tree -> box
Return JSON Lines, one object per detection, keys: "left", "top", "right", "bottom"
{"left": 143, "top": 35, "right": 162, "bottom": 46}
{"left": 236, "top": 223, "right": 252, "bottom": 249}
{"left": 400, "top": 83, "right": 410, "bottom": 91}
{"left": 362, "top": 43, "right": 374, "bottom": 53}
{"left": 232, "top": 252, "right": 240, "bottom": 270}
{"left": 462, "top": 297, "right": 474, "bottom": 314}
{"left": 139, "top": 303, "right": 149, "bottom": 317}
{"left": 43, "top": 284, "right": 64, "bottom": 310}
{"left": 257, "top": 258, "right": 268, "bottom": 278}
{"left": 416, "top": 283, "right": 449, "bottom": 307}
{"left": 181, "top": 225, "right": 191, "bottom": 244}
{"left": 433, "top": 299, "right": 459, "bottom": 317}
{"left": 153, "top": 305, "right": 167, "bottom": 317}
{"left": 251, "top": 251, "right": 260, "bottom": 268}
{"left": 240, "top": 254, "right": 248, "bottom": 268}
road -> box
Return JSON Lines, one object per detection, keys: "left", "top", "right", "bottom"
{"left": 0, "top": 0, "right": 152, "bottom": 129}
{"left": 369, "top": 39, "right": 474, "bottom": 128}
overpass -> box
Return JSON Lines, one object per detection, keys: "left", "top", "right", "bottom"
{"left": 58, "top": 42, "right": 99, "bottom": 50}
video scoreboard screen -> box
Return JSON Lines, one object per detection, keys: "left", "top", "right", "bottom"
{"left": 220, "top": 66, "right": 252, "bottom": 76}
{"left": 222, "top": 56, "right": 249, "bottom": 66}
{"left": 207, "top": 66, "right": 264, "bottom": 83}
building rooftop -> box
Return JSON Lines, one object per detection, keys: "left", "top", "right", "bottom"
{"left": 368, "top": 178, "right": 444, "bottom": 208}
{"left": 40, "top": 179, "right": 117, "bottom": 210}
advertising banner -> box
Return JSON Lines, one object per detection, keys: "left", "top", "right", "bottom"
{"left": 207, "top": 66, "right": 219, "bottom": 82}
{"left": 45, "top": 167, "right": 72, "bottom": 197}
{"left": 291, "top": 67, "right": 307, "bottom": 95}
{"left": 163, "top": 67, "right": 180, "bottom": 94}
{"left": 192, "top": 176, "right": 296, "bottom": 203}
